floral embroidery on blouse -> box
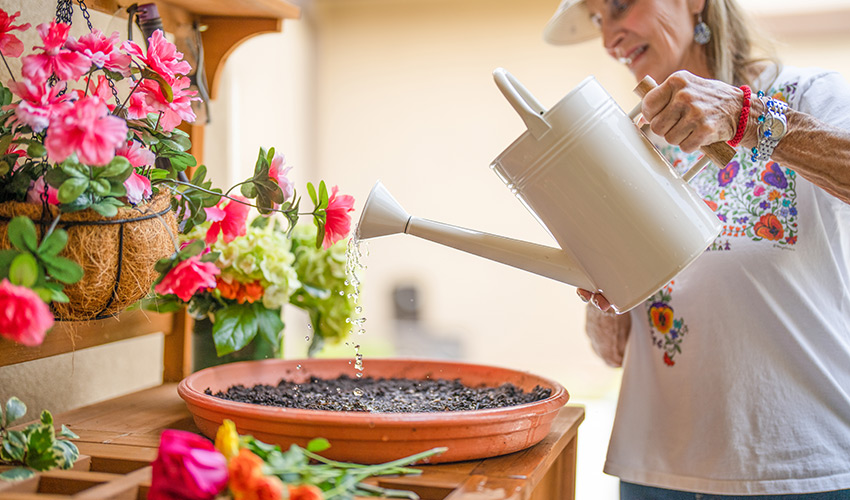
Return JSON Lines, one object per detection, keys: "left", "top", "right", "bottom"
{"left": 644, "top": 81, "right": 800, "bottom": 366}
{"left": 644, "top": 281, "right": 687, "bottom": 366}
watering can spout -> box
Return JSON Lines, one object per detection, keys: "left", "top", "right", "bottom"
{"left": 356, "top": 181, "right": 595, "bottom": 291}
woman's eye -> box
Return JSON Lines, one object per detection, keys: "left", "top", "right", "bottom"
{"left": 590, "top": 13, "right": 602, "bottom": 28}
{"left": 609, "top": 0, "right": 632, "bottom": 17}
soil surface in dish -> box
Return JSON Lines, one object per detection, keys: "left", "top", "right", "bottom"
{"left": 206, "top": 375, "right": 552, "bottom": 412}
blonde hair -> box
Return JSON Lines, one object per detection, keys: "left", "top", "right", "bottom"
{"left": 702, "top": 0, "right": 780, "bottom": 87}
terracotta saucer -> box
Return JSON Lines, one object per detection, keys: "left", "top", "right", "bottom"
{"left": 177, "top": 357, "right": 569, "bottom": 464}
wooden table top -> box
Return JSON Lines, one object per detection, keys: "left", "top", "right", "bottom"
{"left": 0, "top": 384, "right": 585, "bottom": 499}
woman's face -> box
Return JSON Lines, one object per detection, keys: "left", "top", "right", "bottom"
{"left": 584, "top": 0, "right": 709, "bottom": 82}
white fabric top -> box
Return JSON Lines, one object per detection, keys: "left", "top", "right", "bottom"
{"left": 604, "top": 66, "right": 850, "bottom": 495}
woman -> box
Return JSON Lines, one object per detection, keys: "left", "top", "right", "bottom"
{"left": 543, "top": 0, "right": 850, "bottom": 498}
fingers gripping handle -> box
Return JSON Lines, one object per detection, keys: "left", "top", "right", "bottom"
{"left": 632, "top": 76, "right": 737, "bottom": 172}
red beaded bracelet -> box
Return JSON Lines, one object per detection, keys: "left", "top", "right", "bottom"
{"left": 728, "top": 85, "right": 751, "bottom": 147}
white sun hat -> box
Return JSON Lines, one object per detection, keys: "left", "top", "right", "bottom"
{"left": 542, "top": 0, "right": 600, "bottom": 45}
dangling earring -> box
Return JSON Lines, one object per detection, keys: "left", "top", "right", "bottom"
{"left": 694, "top": 13, "right": 711, "bottom": 45}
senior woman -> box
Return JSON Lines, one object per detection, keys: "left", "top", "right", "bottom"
{"left": 544, "top": 0, "right": 850, "bottom": 498}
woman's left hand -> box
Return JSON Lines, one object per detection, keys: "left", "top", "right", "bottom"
{"left": 641, "top": 70, "right": 744, "bottom": 152}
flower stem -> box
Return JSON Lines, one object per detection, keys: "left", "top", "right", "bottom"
{"left": 0, "top": 53, "right": 16, "bottom": 83}
{"left": 156, "top": 179, "right": 309, "bottom": 216}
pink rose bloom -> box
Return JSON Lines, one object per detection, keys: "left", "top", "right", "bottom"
{"left": 269, "top": 153, "right": 294, "bottom": 202}
{"left": 124, "top": 171, "right": 152, "bottom": 205}
{"left": 122, "top": 30, "right": 191, "bottom": 84}
{"left": 322, "top": 186, "right": 355, "bottom": 249}
{"left": 45, "top": 96, "right": 128, "bottom": 166}
{"left": 22, "top": 22, "right": 91, "bottom": 82}
{"left": 65, "top": 29, "right": 131, "bottom": 76}
{"left": 204, "top": 197, "right": 249, "bottom": 245}
{"left": 149, "top": 430, "right": 228, "bottom": 500}
{"left": 27, "top": 177, "right": 60, "bottom": 205}
{"left": 116, "top": 139, "right": 155, "bottom": 168}
{"left": 126, "top": 77, "right": 198, "bottom": 132}
{"left": 155, "top": 255, "right": 219, "bottom": 302}
{"left": 6, "top": 78, "right": 70, "bottom": 132}
{"left": 0, "top": 9, "right": 30, "bottom": 58}
{"left": 753, "top": 185, "right": 766, "bottom": 197}
{"left": 0, "top": 279, "right": 54, "bottom": 347}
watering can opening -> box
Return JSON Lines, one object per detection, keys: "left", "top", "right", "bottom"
{"left": 356, "top": 181, "right": 411, "bottom": 240}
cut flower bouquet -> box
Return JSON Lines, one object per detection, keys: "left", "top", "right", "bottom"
{"left": 145, "top": 149, "right": 357, "bottom": 359}
{"left": 0, "top": 7, "right": 356, "bottom": 351}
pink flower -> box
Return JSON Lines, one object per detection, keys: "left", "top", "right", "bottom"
{"left": 126, "top": 77, "right": 198, "bottom": 131}
{"left": 124, "top": 171, "right": 152, "bottom": 205}
{"left": 6, "top": 78, "right": 70, "bottom": 132}
{"left": 116, "top": 139, "right": 155, "bottom": 168}
{"left": 65, "top": 29, "right": 131, "bottom": 76}
{"left": 149, "top": 430, "right": 228, "bottom": 500}
{"left": 753, "top": 185, "right": 766, "bottom": 197}
{"left": 45, "top": 96, "right": 128, "bottom": 166}
{"left": 154, "top": 255, "right": 220, "bottom": 302}
{"left": 122, "top": 30, "right": 191, "bottom": 84}
{"left": 0, "top": 9, "right": 30, "bottom": 58}
{"left": 22, "top": 22, "right": 91, "bottom": 82}
{"left": 27, "top": 177, "right": 59, "bottom": 205}
{"left": 72, "top": 74, "right": 117, "bottom": 111}
{"left": 0, "top": 279, "right": 54, "bottom": 347}
{"left": 204, "top": 197, "right": 249, "bottom": 245}
{"left": 322, "top": 186, "right": 355, "bottom": 249}
{"left": 269, "top": 153, "right": 294, "bottom": 202}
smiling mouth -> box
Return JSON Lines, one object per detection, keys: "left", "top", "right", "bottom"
{"left": 618, "top": 45, "right": 647, "bottom": 66}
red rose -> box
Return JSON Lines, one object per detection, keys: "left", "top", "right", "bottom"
{"left": 0, "top": 279, "right": 54, "bottom": 346}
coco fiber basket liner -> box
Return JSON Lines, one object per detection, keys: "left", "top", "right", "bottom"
{"left": 0, "top": 192, "right": 178, "bottom": 321}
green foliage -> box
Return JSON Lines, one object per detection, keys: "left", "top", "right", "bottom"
{"left": 0, "top": 397, "right": 79, "bottom": 482}
{"left": 239, "top": 432, "right": 445, "bottom": 499}
{"left": 212, "top": 302, "right": 284, "bottom": 356}
{"left": 0, "top": 216, "right": 82, "bottom": 303}
{"left": 45, "top": 157, "right": 133, "bottom": 217}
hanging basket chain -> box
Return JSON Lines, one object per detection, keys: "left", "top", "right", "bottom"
{"left": 52, "top": 0, "right": 121, "bottom": 105}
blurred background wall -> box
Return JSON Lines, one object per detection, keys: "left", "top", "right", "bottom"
{"left": 1, "top": 0, "right": 849, "bottom": 498}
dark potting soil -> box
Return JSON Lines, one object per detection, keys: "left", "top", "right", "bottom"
{"left": 205, "top": 375, "right": 552, "bottom": 412}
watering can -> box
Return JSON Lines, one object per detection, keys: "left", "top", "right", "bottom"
{"left": 356, "top": 69, "right": 735, "bottom": 313}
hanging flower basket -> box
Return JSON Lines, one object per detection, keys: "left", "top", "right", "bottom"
{"left": 0, "top": 192, "right": 177, "bottom": 321}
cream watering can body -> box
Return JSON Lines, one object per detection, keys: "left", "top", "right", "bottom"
{"left": 357, "top": 69, "right": 733, "bottom": 313}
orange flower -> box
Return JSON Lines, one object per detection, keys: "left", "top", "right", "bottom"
{"left": 248, "top": 475, "right": 286, "bottom": 500}
{"left": 217, "top": 277, "right": 240, "bottom": 301}
{"left": 753, "top": 214, "right": 784, "bottom": 241}
{"left": 703, "top": 199, "right": 718, "bottom": 211}
{"left": 228, "top": 449, "right": 264, "bottom": 497}
{"left": 238, "top": 280, "right": 264, "bottom": 304}
{"left": 768, "top": 190, "right": 780, "bottom": 201}
{"left": 288, "top": 484, "right": 324, "bottom": 500}
{"left": 649, "top": 303, "right": 674, "bottom": 334}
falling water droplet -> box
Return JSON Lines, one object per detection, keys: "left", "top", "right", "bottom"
{"left": 305, "top": 336, "right": 310, "bottom": 342}
{"left": 296, "top": 364, "right": 302, "bottom": 370}
{"left": 353, "top": 388, "right": 364, "bottom": 397}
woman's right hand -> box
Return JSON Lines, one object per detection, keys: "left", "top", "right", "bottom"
{"left": 577, "top": 289, "right": 631, "bottom": 367}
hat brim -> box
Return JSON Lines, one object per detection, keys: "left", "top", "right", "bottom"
{"left": 543, "top": 0, "right": 600, "bottom": 45}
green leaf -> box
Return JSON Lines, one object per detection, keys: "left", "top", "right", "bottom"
{"left": 98, "top": 156, "right": 132, "bottom": 180}
{"left": 240, "top": 182, "right": 258, "bottom": 199}
{"left": 4, "top": 397, "right": 26, "bottom": 427}
{"left": 26, "top": 142, "right": 46, "bottom": 158}
{"left": 59, "top": 425, "right": 78, "bottom": 440}
{"left": 57, "top": 177, "right": 89, "bottom": 204}
{"left": 2, "top": 431, "right": 26, "bottom": 462}
{"left": 89, "top": 201, "right": 119, "bottom": 218}
{"left": 42, "top": 257, "right": 84, "bottom": 284}
{"left": 37, "top": 229, "right": 68, "bottom": 258}
{"left": 7, "top": 217, "right": 39, "bottom": 253}
{"left": 9, "top": 252, "right": 38, "bottom": 288}
{"left": 212, "top": 304, "right": 259, "bottom": 356}
{"left": 53, "top": 440, "right": 79, "bottom": 469}
{"left": 25, "top": 422, "right": 57, "bottom": 471}
{"left": 307, "top": 182, "right": 318, "bottom": 206}
{"left": 306, "top": 437, "right": 331, "bottom": 453}
{"left": 252, "top": 303, "right": 284, "bottom": 348}
{"left": 0, "top": 467, "right": 34, "bottom": 481}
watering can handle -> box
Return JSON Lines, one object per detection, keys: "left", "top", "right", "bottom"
{"left": 493, "top": 68, "right": 552, "bottom": 140}
{"left": 633, "top": 76, "right": 737, "bottom": 176}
